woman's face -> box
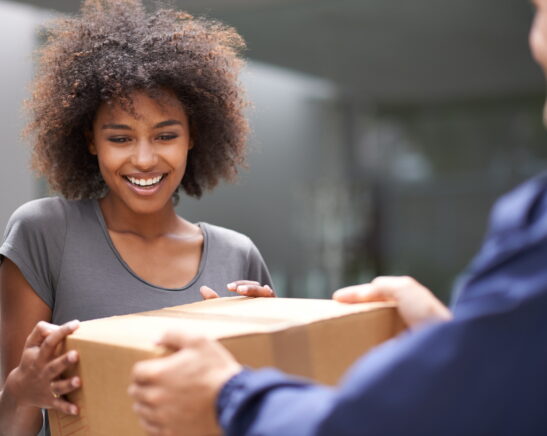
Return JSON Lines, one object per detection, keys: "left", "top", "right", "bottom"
{"left": 89, "top": 89, "right": 192, "bottom": 216}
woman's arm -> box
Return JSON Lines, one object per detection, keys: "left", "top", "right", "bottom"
{"left": 0, "top": 259, "right": 80, "bottom": 435}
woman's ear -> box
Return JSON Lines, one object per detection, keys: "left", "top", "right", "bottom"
{"left": 86, "top": 130, "right": 97, "bottom": 155}
{"left": 188, "top": 138, "right": 194, "bottom": 150}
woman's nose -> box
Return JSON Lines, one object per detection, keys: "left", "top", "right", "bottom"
{"left": 132, "top": 140, "right": 158, "bottom": 169}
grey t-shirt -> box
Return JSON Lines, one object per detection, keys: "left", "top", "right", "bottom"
{"left": 0, "top": 197, "right": 272, "bottom": 324}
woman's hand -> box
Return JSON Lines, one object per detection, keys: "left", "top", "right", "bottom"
{"left": 200, "top": 280, "right": 276, "bottom": 299}
{"left": 3, "top": 320, "right": 81, "bottom": 416}
{"left": 333, "top": 276, "right": 452, "bottom": 330}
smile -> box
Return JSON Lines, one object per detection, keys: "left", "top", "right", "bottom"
{"left": 124, "top": 174, "right": 166, "bottom": 188}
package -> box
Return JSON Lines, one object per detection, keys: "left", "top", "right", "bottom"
{"left": 49, "top": 296, "right": 405, "bottom": 436}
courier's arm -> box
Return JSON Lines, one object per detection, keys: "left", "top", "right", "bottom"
{"left": 220, "top": 236, "right": 547, "bottom": 436}
{"left": 218, "top": 299, "right": 543, "bottom": 436}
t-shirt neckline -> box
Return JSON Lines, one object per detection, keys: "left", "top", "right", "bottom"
{"left": 91, "top": 199, "right": 209, "bottom": 291}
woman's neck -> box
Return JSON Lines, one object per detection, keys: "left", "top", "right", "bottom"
{"left": 98, "top": 194, "right": 185, "bottom": 239}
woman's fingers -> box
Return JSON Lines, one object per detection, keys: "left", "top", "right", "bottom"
{"left": 7, "top": 320, "right": 82, "bottom": 413}
{"left": 24, "top": 321, "right": 58, "bottom": 348}
{"left": 49, "top": 376, "right": 81, "bottom": 398}
{"left": 202, "top": 282, "right": 276, "bottom": 299}
{"left": 51, "top": 396, "right": 79, "bottom": 416}
{"left": 46, "top": 350, "right": 79, "bottom": 381}
{"left": 200, "top": 286, "right": 220, "bottom": 300}
{"left": 41, "top": 352, "right": 80, "bottom": 411}
{"left": 227, "top": 280, "right": 260, "bottom": 292}
{"left": 37, "top": 320, "right": 79, "bottom": 362}
{"left": 230, "top": 284, "right": 275, "bottom": 297}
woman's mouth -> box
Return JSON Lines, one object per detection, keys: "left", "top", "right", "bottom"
{"left": 124, "top": 174, "right": 166, "bottom": 189}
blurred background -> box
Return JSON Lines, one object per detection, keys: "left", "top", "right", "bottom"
{"left": 1, "top": 0, "right": 546, "bottom": 302}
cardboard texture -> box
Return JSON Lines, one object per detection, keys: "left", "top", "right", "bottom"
{"left": 49, "top": 297, "right": 405, "bottom": 436}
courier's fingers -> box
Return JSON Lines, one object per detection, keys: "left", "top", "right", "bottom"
{"left": 156, "top": 329, "right": 206, "bottom": 352}
{"left": 38, "top": 320, "right": 79, "bottom": 362}
{"left": 132, "top": 400, "right": 160, "bottom": 422}
{"left": 129, "top": 382, "right": 163, "bottom": 406}
{"left": 137, "top": 416, "right": 163, "bottom": 436}
{"left": 200, "top": 286, "right": 219, "bottom": 300}
{"left": 132, "top": 359, "right": 164, "bottom": 386}
{"left": 333, "top": 284, "right": 391, "bottom": 304}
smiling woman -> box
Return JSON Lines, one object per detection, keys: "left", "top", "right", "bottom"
{"left": 0, "top": 0, "right": 274, "bottom": 434}
{"left": 90, "top": 91, "right": 193, "bottom": 220}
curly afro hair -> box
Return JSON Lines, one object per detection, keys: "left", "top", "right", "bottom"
{"left": 26, "top": 0, "right": 249, "bottom": 199}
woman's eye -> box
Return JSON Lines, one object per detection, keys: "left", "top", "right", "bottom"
{"left": 109, "top": 137, "right": 130, "bottom": 144}
{"left": 157, "top": 134, "right": 178, "bottom": 141}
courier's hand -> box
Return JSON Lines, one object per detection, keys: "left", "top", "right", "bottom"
{"left": 129, "top": 331, "right": 242, "bottom": 436}
{"left": 333, "top": 276, "right": 452, "bottom": 330}
{"left": 200, "top": 280, "right": 275, "bottom": 299}
{"left": 4, "top": 320, "right": 81, "bottom": 415}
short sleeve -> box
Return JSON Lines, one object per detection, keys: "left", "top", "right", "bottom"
{"left": 245, "top": 241, "right": 273, "bottom": 288}
{"left": 0, "top": 197, "right": 67, "bottom": 308}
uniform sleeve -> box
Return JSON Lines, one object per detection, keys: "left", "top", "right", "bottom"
{"left": 218, "top": 368, "right": 335, "bottom": 436}
{"left": 245, "top": 241, "right": 273, "bottom": 288}
{"left": 0, "top": 198, "right": 67, "bottom": 308}
{"left": 218, "top": 294, "right": 547, "bottom": 436}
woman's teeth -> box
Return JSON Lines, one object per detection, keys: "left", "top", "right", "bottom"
{"left": 126, "top": 175, "right": 163, "bottom": 187}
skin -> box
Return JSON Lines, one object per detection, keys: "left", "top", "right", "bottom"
{"left": 0, "top": 88, "right": 272, "bottom": 434}
{"left": 90, "top": 90, "right": 202, "bottom": 289}
{"left": 90, "top": 91, "right": 275, "bottom": 293}
{"left": 129, "top": 5, "right": 547, "bottom": 434}
{"left": 531, "top": 0, "right": 547, "bottom": 125}
{"left": 333, "top": 276, "right": 452, "bottom": 330}
{"left": 129, "top": 331, "right": 242, "bottom": 436}
{"left": 0, "top": 259, "right": 81, "bottom": 435}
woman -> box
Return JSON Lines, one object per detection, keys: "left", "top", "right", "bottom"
{"left": 0, "top": 0, "right": 273, "bottom": 433}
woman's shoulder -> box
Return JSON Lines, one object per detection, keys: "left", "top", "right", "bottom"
{"left": 199, "top": 222, "right": 255, "bottom": 252}
{"left": 6, "top": 197, "right": 93, "bottom": 231}
{"left": 199, "top": 222, "right": 271, "bottom": 284}
{"left": 8, "top": 197, "right": 65, "bottom": 226}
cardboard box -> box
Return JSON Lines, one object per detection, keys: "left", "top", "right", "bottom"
{"left": 49, "top": 297, "right": 405, "bottom": 436}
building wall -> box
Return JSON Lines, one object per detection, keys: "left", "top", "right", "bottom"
{"left": 178, "top": 62, "right": 347, "bottom": 297}
{"left": 0, "top": 0, "right": 43, "bottom": 232}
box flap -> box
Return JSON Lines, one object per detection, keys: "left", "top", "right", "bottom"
{"left": 69, "top": 297, "right": 397, "bottom": 351}
{"left": 165, "top": 296, "right": 396, "bottom": 322}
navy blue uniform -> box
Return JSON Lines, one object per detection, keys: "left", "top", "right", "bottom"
{"left": 217, "top": 175, "right": 547, "bottom": 436}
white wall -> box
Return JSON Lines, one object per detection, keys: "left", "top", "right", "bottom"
{"left": 179, "top": 62, "right": 346, "bottom": 296}
{"left": 0, "top": 0, "right": 43, "bottom": 232}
